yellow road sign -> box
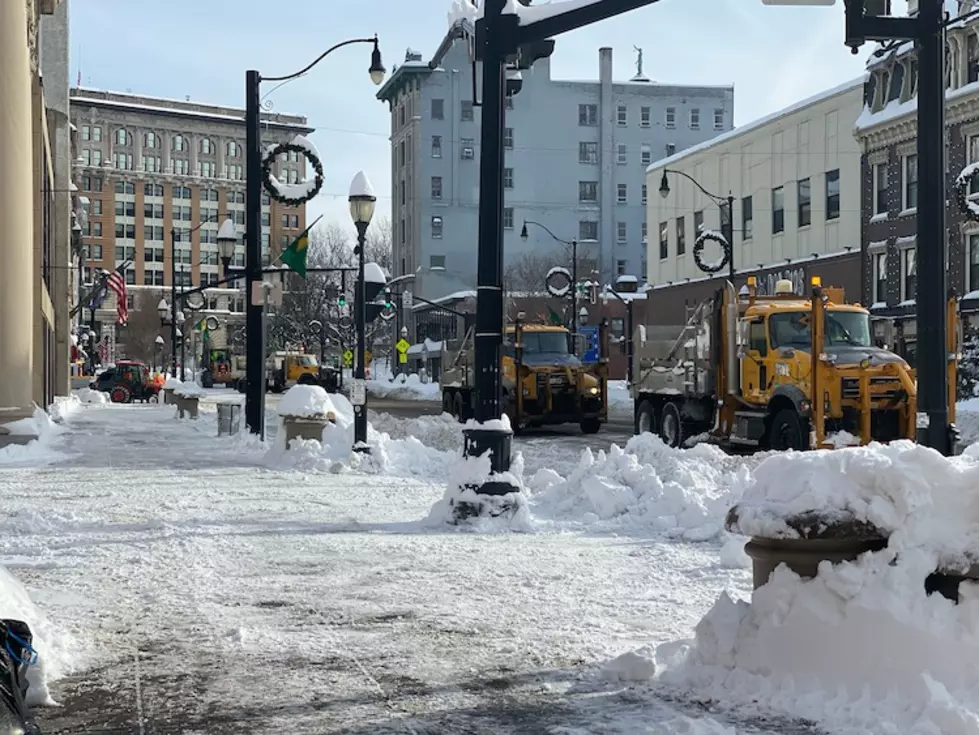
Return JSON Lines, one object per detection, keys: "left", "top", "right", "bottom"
{"left": 342, "top": 349, "right": 353, "bottom": 367}
{"left": 396, "top": 338, "right": 411, "bottom": 354}
{"left": 398, "top": 352, "right": 408, "bottom": 364}
{"left": 364, "top": 349, "right": 373, "bottom": 364}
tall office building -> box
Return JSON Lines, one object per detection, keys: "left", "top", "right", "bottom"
{"left": 69, "top": 89, "right": 312, "bottom": 317}
{"left": 377, "top": 19, "right": 734, "bottom": 302}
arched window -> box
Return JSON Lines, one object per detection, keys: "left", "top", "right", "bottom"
{"left": 226, "top": 140, "right": 240, "bottom": 158}
{"left": 172, "top": 134, "right": 187, "bottom": 152}
{"left": 200, "top": 137, "right": 213, "bottom": 154}
{"left": 115, "top": 128, "right": 132, "bottom": 146}
{"left": 888, "top": 62, "right": 904, "bottom": 103}
{"left": 144, "top": 132, "right": 157, "bottom": 149}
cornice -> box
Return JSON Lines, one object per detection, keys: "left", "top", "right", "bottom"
{"left": 857, "top": 84, "right": 979, "bottom": 152}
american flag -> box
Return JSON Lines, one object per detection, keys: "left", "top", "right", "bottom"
{"left": 105, "top": 270, "right": 128, "bottom": 325}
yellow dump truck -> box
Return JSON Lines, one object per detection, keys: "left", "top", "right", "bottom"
{"left": 631, "top": 277, "right": 959, "bottom": 451}
{"left": 265, "top": 351, "right": 320, "bottom": 393}
{"left": 441, "top": 317, "right": 609, "bottom": 434}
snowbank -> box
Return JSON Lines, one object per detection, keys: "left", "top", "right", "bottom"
{"left": 528, "top": 434, "right": 751, "bottom": 540}
{"left": 641, "top": 441, "right": 979, "bottom": 733}
{"left": 0, "top": 407, "right": 68, "bottom": 466}
{"left": 73, "top": 387, "right": 108, "bottom": 405}
{"left": 277, "top": 384, "right": 338, "bottom": 418}
{"left": 426, "top": 450, "right": 532, "bottom": 531}
{"left": 366, "top": 374, "right": 441, "bottom": 401}
{"left": 0, "top": 565, "right": 77, "bottom": 706}
{"left": 173, "top": 383, "right": 207, "bottom": 399}
{"left": 163, "top": 378, "right": 182, "bottom": 391}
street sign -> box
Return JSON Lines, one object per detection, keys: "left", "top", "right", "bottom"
{"left": 396, "top": 338, "right": 410, "bottom": 354}
{"left": 402, "top": 289, "right": 413, "bottom": 309}
{"left": 342, "top": 349, "right": 353, "bottom": 367}
{"left": 580, "top": 325, "right": 600, "bottom": 363}
{"left": 364, "top": 349, "right": 373, "bottom": 364}
{"left": 399, "top": 352, "right": 408, "bottom": 364}
{"left": 350, "top": 379, "right": 367, "bottom": 406}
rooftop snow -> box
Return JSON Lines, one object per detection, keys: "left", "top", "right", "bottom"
{"left": 647, "top": 76, "right": 866, "bottom": 174}
{"left": 855, "top": 80, "right": 979, "bottom": 132}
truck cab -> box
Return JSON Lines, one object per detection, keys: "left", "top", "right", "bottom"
{"left": 266, "top": 351, "right": 320, "bottom": 393}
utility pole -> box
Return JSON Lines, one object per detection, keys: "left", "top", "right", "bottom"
{"left": 244, "top": 69, "right": 266, "bottom": 437}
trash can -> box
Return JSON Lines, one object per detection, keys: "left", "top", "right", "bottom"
{"left": 217, "top": 403, "right": 241, "bottom": 436}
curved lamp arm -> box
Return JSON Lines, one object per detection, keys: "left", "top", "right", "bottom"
{"left": 521, "top": 219, "right": 573, "bottom": 246}
{"left": 263, "top": 36, "right": 380, "bottom": 83}
{"left": 662, "top": 168, "right": 725, "bottom": 205}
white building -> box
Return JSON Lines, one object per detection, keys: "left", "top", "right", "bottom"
{"left": 645, "top": 78, "right": 865, "bottom": 288}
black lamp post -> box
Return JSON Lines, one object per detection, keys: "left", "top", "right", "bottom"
{"left": 349, "top": 170, "right": 377, "bottom": 451}
{"left": 244, "top": 36, "right": 385, "bottom": 438}
{"left": 658, "top": 169, "right": 735, "bottom": 281}
{"left": 521, "top": 219, "right": 579, "bottom": 346}
{"left": 217, "top": 217, "right": 238, "bottom": 280}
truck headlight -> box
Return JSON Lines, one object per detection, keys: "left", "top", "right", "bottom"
{"left": 589, "top": 387, "right": 599, "bottom": 395}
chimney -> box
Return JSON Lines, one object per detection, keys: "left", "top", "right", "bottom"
{"left": 599, "top": 47, "right": 612, "bottom": 85}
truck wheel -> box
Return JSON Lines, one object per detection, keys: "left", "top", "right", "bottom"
{"left": 442, "top": 391, "right": 453, "bottom": 416}
{"left": 659, "top": 402, "right": 683, "bottom": 448}
{"left": 110, "top": 386, "right": 132, "bottom": 404}
{"left": 768, "top": 409, "right": 807, "bottom": 451}
{"left": 580, "top": 417, "right": 601, "bottom": 435}
{"left": 635, "top": 400, "right": 657, "bottom": 436}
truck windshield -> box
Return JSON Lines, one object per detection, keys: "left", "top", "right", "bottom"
{"left": 769, "top": 311, "right": 873, "bottom": 349}
{"left": 298, "top": 356, "right": 318, "bottom": 367}
{"left": 523, "top": 332, "right": 569, "bottom": 354}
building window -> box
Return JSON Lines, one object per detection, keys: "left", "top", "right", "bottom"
{"left": 579, "top": 142, "right": 598, "bottom": 164}
{"left": 144, "top": 132, "right": 157, "bottom": 149}
{"left": 903, "top": 248, "right": 916, "bottom": 300}
{"left": 659, "top": 221, "right": 669, "bottom": 259}
{"left": 173, "top": 159, "right": 191, "bottom": 176}
{"left": 398, "top": 140, "right": 405, "bottom": 168}
{"left": 640, "top": 106, "right": 651, "bottom": 127}
{"left": 113, "top": 152, "right": 132, "bottom": 170}
{"left": 461, "top": 101, "right": 474, "bottom": 121}
{"left": 85, "top": 221, "right": 102, "bottom": 237}
{"left": 114, "top": 200, "right": 135, "bottom": 217}
{"left": 579, "top": 220, "right": 598, "bottom": 241}
{"left": 175, "top": 186, "right": 192, "bottom": 199}
{"left": 665, "top": 143, "right": 676, "bottom": 157}
{"left": 579, "top": 181, "right": 598, "bottom": 202}
{"left": 617, "top": 144, "right": 627, "bottom": 164}
{"left": 142, "top": 156, "right": 162, "bottom": 173}
{"left": 693, "top": 210, "right": 704, "bottom": 235}
{"left": 144, "top": 183, "right": 163, "bottom": 197}
{"left": 430, "top": 255, "right": 446, "bottom": 269}
{"left": 874, "top": 162, "right": 888, "bottom": 215}
{"left": 641, "top": 184, "right": 648, "bottom": 205}
{"left": 226, "top": 141, "right": 240, "bottom": 157}
{"left": 665, "top": 107, "right": 676, "bottom": 129}
{"left": 676, "top": 216, "right": 686, "bottom": 255}
{"left": 798, "top": 177, "right": 811, "bottom": 227}
{"left": 431, "top": 216, "right": 443, "bottom": 238}
{"left": 432, "top": 135, "right": 442, "bottom": 158}
{"left": 172, "top": 134, "right": 186, "bottom": 152}
{"left": 772, "top": 186, "right": 785, "bottom": 234}
{"left": 825, "top": 169, "right": 840, "bottom": 220}
{"left": 617, "top": 183, "right": 627, "bottom": 204}
{"left": 114, "top": 181, "right": 135, "bottom": 195}
{"left": 617, "top": 222, "right": 627, "bottom": 243}
{"left": 578, "top": 104, "right": 598, "bottom": 126}
{"left": 504, "top": 127, "right": 514, "bottom": 150}
{"left": 904, "top": 154, "right": 918, "bottom": 210}
{"left": 689, "top": 108, "right": 700, "bottom": 129}
{"left": 503, "top": 168, "right": 514, "bottom": 188}
{"left": 970, "top": 235, "right": 979, "bottom": 291}
{"left": 874, "top": 251, "right": 888, "bottom": 303}
{"left": 115, "top": 128, "right": 131, "bottom": 146}
{"left": 92, "top": 199, "right": 102, "bottom": 215}
{"left": 506, "top": 96, "right": 514, "bottom": 110}
{"left": 431, "top": 176, "right": 442, "bottom": 200}
{"left": 713, "top": 109, "right": 724, "bottom": 130}
{"left": 432, "top": 98, "right": 444, "bottom": 120}
{"left": 641, "top": 144, "right": 652, "bottom": 166}
{"left": 742, "top": 195, "right": 753, "bottom": 240}
{"left": 504, "top": 208, "right": 514, "bottom": 229}
{"left": 461, "top": 138, "right": 475, "bottom": 159}
{"left": 616, "top": 260, "right": 627, "bottom": 276}
{"left": 617, "top": 104, "right": 627, "bottom": 126}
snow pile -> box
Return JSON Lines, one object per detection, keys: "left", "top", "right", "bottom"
{"left": 366, "top": 374, "right": 441, "bottom": 401}
{"left": 163, "top": 378, "right": 182, "bottom": 391}
{"left": 277, "top": 384, "right": 337, "bottom": 419}
{"left": 528, "top": 434, "right": 751, "bottom": 540}
{"left": 0, "top": 565, "right": 78, "bottom": 706}
{"left": 174, "top": 383, "right": 207, "bottom": 399}
{"left": 48, "top": 395, "right": 84, "bottom": 424}
{"left": 73, "top": 387, "right": 108, "bottom": 405}
{"left": 647, "top": 441, "right": 979, "bottom": 733}
{"left": 0, "top": 407, "right": 69, "bottom": 466}
{"left": 370, "top": 412, "right": 462, "bottom": 453}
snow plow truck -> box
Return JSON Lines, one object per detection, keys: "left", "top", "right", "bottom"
{"left": 631, "top": 276, "right": 959, "bottom": 451}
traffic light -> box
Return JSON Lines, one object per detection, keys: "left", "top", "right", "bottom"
{"left": 359, "top": 262, "right": 389, "bottom": 324}
{"left": 338, "top": 294, "right": 346, "bottom": 308}
{"left": 382, "top": 289, "right": 392, "bottom": 309}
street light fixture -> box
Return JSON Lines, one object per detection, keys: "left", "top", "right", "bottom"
{"left": 658, "top": 168, "right": 735, "bottom": 280}
{"left": 521, "top": 219, "right": 581, "bottom": 349}
{"left": 349, "top": 170, "right": 377, "bottom": 452}
{"left": 369, "top": 39, "right": 387, "bottom": 85}
{"left": 216, "top": 217, "right": 238, "bottom": 278}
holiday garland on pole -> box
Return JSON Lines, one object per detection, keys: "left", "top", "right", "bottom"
{"left": 261, "top": 136, "right": 325, "bottom": 206}
{"left": 692, "top": 229, "right": 731, "bottom": 274}
{"left": 955, "top": 162, "right": 979, "bottom": 223}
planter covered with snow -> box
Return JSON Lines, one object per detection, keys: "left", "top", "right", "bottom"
{"left": 173, "top": 384, "right": 205, "bottom": 420}
{"left": 277, "top": 385, "right": 339, "bottom": 449}
{"left": 162, "top": 378, "right": 182, "bottom": 405}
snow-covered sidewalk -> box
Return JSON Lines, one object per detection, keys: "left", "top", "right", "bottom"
{"left": 0, "top": 400, "right": 785, "bottom": 733}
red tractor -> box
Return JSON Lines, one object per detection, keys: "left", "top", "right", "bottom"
{"left": 91, "top": 360, "right": 162, "bottom": 404}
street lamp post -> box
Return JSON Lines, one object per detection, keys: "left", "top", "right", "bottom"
{"left": 603, "top": 285, "right": 635, "bottom": 386}
{"left": 244, "top": 37, "right": 386, "bottom": 438}
{"left": 154, "top": 334, "right": 164, "bottom": 373}
{"left": 349, "top": 170, "right": 377, "bottom": 451}
{"left": 521, "top": 220, "right": 579, "bottom": 348}
{"left": 658, "top": 169, "right": 735, "bottom": 280}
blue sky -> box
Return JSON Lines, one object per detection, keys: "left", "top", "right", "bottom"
{"left": 69, "top": 0, "right": 891, "bottom": 234}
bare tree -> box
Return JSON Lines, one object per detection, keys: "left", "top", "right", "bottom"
{"left": 365, "top": 216, "right": 393, "bottom": 272}
{"left": 504, "top": 249, "right": 566, "bottom": 297}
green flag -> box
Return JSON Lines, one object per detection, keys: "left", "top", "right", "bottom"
{"left": 277, "top": 223, "right": 314, "bottom": 278}
{"left": 547, "top": 306, "right": 564, "bottom": 326}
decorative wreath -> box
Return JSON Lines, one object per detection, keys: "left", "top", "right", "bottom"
{"left": 956, "top": 163, "right": 979, "bottom": 223}
{"left": 545, "top": 266, "right": 573, "bottom": 298}
{"left": 262, "top": 139, "right": 325, "bottom": 206}
{"left": 692, "top": 229, "right": 731, "bottom": 275}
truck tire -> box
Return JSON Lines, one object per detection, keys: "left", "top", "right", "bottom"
{"left": 580, "top": 417, "right": 601, "bottom": 434}
{"left": 660, "top": 401, "right": 684, "bottom": 448}
{"left": 768, "top": 409, "right": 807, "bottom": 451}
{"left": 442, "top": 390, "right": 453, "bottom": 416}
{"left": 110, "top": 385, "right": 132, "bottom": 404}
{"left": 635, "top": 400, "right": 657, "bottom": 436}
